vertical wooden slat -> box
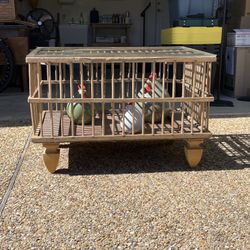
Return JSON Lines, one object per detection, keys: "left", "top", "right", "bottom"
{"left": 142, "top": 62, "right": 145, "bottom": 135}
{"left": 201, "top": 62, "right": 207, "bottom": 97}
{"left": 158, "top": 62, "right": 161, "bottom": 78}
{"left": 132, "top": 62, "right": 135, "bottom": 98}
{"left": 135, "top": 62, "right": 138, "bottom": 93}
{"left": 112, "top": 63, "right": 115, "bottom": 135}
{"left": 181, "top": 62, "right": 186, "bottom": 135}
{"left": 55, "top": 64, "right": 58, "bottom": 110}
{"left": 121, "top": 62, "right": 125, "bottom": 99}
{"left": 161, "top": 62, "right": 166, "bottom": 134}
{"left": 191, "top": 101, "right": 194, "bottom": 134}
{"left": 63, "top": 63, "right": 66, "bottom": 98}
{"left": 181, "top": 106, "right": 184, "bottom": 134}
{"left": 122, "top": 102, "right": 125, "bottom": 136}
{"left": 80, "top": 63, "right": 85, "bottom": 136}
{"left": 47, "top": 63, "right": 54, "bottom": 137}
{"left": 182, "top": 63, "right": 186, "bottom": 98}
{"left": 87, "top": 64, "right": 90, "bottom": 81}
{"left": 206, "top": 103, "right": 210, "bottom": 130}
{"left": 132, "top": 63, "right": 135, "bottom": 135}
{"left": 70, "top": 63, "right": 74, "bottom": 99}
{"left": 170, "top": 62, "right": 176, "bottom": 135}
{"left": 200, "top": 102, "right": 204, "bottom": 133}
{"left": 91, "top": 63, "right": 95, "bottom": 136}
{"left": 171, "top": 109, "right": 174, "bottom": 134}
{"left": 37, "top": 63, "right": 43, "bottom": 137}
{"left": 59, "top": 63, "right": 64, "bottom": 137}
{"left": 206, "top": 62, "right": 212, "bottom": 131}
{"left": 192, "top": 62, "right": 197, "bottom": 98}
{"left": 152, "top": 62, "right": 155, "bottom": 135}
{"left": 69, "top": 63, "right": 74, "bottom": 136}
{"left": 95, "top": 63, "right": 98, "bottom": 80}
{"left": 191, "top": 62, "right": 197, "bottom": 134}
{"left": 207, "top": 62, "right": 212, "bottom": 94}
{"left": 128, "top": 62, "right": 131, "bottom": 79}
{"left": 121, "top": 62, "right": 125, "bottom": 136}
{"left": 28, "top": 63, "right": 36, "bottom": 135}
{"left": 166, "top": 63, "right": 169, "bottom": 93}
{"left": 132, "top": 103, "right": 135, "bottom": 135}
{"left": 172, "top": 62, "right": 176, "bottom": 98}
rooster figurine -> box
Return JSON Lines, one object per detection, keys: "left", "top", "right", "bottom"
{"left": 66, "top": 83, "right": 92, "bottom": 125}
{"left": 120, "top": 73, "right": 171, "bottom": 133}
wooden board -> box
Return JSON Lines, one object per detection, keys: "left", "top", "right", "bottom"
{"left": 35, "top": 111, "right": 203, "bottom": 139}
{"left": 7, "top": 37, "right": 29, "bottom": 65}
{"left": 0, "top": 0, "right": 16, "bottom": 22}
{"left": 26, "top": 47, "right": 217, "bottom": 63}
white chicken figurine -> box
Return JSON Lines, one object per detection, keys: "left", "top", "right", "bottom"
{"left": 120, "top": 73, "right": 170, "bottom": 133}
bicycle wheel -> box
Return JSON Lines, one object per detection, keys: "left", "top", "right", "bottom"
{"left": 0, "top": 39, "right": 15, "bottom": 93}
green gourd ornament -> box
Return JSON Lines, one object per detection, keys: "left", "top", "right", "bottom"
{"left": 66, "top": 84, "right": 92, "bottom": 125}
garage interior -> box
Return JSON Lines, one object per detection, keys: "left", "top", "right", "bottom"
{"left": 0, "top": 0, "right": 250, "bottom": 103}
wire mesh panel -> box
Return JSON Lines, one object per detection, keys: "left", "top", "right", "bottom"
{"left": 27, "top": 47, "right": 216, "bottom": 143}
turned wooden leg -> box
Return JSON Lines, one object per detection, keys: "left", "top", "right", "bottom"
{"left": 43, "top": 144, "right": 60, "bottom": 173}
{"left": 184, "top": 139, "right": 203, "bottom": 168}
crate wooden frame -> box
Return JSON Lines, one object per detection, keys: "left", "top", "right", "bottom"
{"left": 0, "top": 0, "right": 16, "bottom": 22}
{"left": 26, "top": 46, "right": 216, "bottom": 173}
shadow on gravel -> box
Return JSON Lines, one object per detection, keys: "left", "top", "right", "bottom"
{"left": 56, "top": 134, "right": 250, "bottom": 175}
{"left": 0, "top": 120, "right": 31, "bottom": 128}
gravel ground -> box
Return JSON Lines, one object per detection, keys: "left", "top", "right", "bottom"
{"left": 0, "top": 117, "right": 249, "bottom": 249}
{"left": 0, "top": 122, "right": 31, "bottom": 204}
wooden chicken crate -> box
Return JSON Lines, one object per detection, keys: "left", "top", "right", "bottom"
{"left": 26, "top": 46, "right": 216, "bottom": 173}
{"left": 0, "top": 0, "right": 16, "bottom": 22}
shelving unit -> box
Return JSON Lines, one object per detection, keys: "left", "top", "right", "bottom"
{"left": 91, "top": 23, "right": 131, "bottom": 46}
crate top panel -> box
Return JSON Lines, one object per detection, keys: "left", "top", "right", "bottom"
{"left": 26, "top": 46, "right": 217, "bottom": 63}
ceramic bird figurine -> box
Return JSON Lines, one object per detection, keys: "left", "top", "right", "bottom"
{"left": 136, "top": 73, "right": 171, "bottom": 123}
{"left": 66, "top": 83, "right": 92, "bottom": 125}
{"left": 120, "top": 73, "right": 171, "bottom": 133}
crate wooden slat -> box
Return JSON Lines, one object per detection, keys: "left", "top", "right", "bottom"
{"left": 27, "top": 46, "right": 216, "bottom": 172}
{"left": 26, "top": 46, "right": 216, "bottom": 63}
{"left": 36, "top": 111, "right": 203, "bottom": 139}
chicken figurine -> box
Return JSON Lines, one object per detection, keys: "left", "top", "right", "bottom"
{"left": 120, "top": 73, "right": 171, "bottom": 133}
{"left": 66, "top": 83, "right": 92, "bottom": 125}
{"left": 141, "top": 73, "right": 171, "bottom": 123}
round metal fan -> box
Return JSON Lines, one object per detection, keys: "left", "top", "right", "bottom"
{"left": 0, "top": 39, "right": 15, "bottom": 93}
{"left": 26, "top": 8, "right": 55, "bottom": 37}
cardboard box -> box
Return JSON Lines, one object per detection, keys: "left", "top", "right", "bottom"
{"left": 224, "top": 47, "right": 250, "bottom": 97}
{"left": 246, "top": 0, "right": 250, "bottom": 15}
{"left": 234, "top": 47, "right": 250, "bottom": 97}
{"left": 240, "top": 15, "right": 250, "bottom": 28}
{"left": 228, "top": 0, "right": 250, "bottom": 27}
{"left": 230, "top": 0, "right": 250, "bottom": 18}
{"left": 227, "top": 29, "right": 250, "bottom": 46}
{"left": 0, "top": 0, "right": 16, "bottom": 22}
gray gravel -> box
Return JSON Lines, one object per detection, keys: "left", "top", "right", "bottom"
{"left": 0, "top": 117, "right": 249, "bottom": 249}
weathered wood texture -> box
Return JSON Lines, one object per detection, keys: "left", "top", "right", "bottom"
{"left": 0, "top": 0, "right": 16, "bottom": 22}
{"left": 27, "top": 46, "right": 216, "bottom": 144}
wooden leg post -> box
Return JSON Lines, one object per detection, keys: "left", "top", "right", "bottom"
{"left": 184, "top": 139, "right": 203, "bottom": 168}
{"left": 43, "top": 144, "right": 60, "bottom": 173}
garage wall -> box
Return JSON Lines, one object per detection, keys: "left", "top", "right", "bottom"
{"left": 16, "top": 0, "right": 147, "bottom": 45}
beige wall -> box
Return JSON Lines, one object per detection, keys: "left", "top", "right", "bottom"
{"left": 16, "top": 0, "right": 147, "bottom": 45}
